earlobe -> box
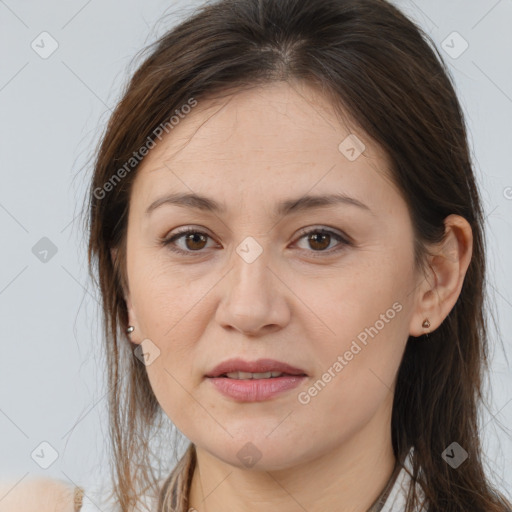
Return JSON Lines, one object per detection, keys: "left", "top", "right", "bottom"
{"left": 409, "top": 214, "right": 473, "bottom": 338}
{"left": 110, "top": 247, "right": 141, "bottom": 343}
{"left": 125, "top": 302, "right": 141, "bottom": 344}
{"left": 123, "top": 289, "right": 140, "bottom": 342}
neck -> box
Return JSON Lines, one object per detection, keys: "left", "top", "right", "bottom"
{"left": 188, "top": 394, "right": 397, "bottom": 512}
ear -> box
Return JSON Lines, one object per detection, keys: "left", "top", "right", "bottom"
{"left": 409, "top": 214, "right": 473, "bottom": 337}
{"left": 110, "top": 247, "right": 141, "bottom": 343}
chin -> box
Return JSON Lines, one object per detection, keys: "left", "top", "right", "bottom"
{"left": 197, "top": 434, "right": 314, "bottom": 472}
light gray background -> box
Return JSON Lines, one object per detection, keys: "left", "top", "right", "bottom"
{"left": 1, "top": 0, "right": 511, "bottom": 500}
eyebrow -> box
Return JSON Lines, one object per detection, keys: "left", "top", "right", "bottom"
{"left": 145, "top": 192, "right": 374, "bottom": 217}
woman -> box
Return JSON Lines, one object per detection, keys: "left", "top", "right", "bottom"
{"left": 86, "top": 0, "right": 512, "bottom": 510}
{"left": 6, "top": 0, "right": 509, "bottom": 511}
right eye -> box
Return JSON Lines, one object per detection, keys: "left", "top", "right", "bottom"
{"left": 162, "top": 228, "right": 218, "bottom": 255}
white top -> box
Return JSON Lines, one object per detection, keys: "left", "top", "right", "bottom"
{"left": 80, "top": 448, "right": 425, "bottom": 512}
{"left": 380, "top": 448, "right": 426, "bottom": 512}
{"left": 79, "top": 481, "right": 158, "bottom": 512}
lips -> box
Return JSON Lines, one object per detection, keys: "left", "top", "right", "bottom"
{"left": 205, "top": 358, "right": 308, "bottom": 402}
{"left": 205, "top": 358, "right": 307, "bottom": 378}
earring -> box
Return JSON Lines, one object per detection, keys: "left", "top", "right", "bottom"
{"left": 422, "top": 318, "right": 430, "bottom": 329}
{"left": 127, "top": 326, "right": 135, "bottom": 334}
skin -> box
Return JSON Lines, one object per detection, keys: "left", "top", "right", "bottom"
{"left": 120, "top": 80, "right": 473, "bottom": 512}
{"left": 0, "top": 478, "right": 77, "bottom": 512}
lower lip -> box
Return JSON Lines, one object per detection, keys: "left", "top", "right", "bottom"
{"left": 207, "top": 375, "right": 307, "bottom": 402}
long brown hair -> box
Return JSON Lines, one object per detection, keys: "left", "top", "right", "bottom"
{"left": 86, "top": 0, "right": 512, "bottom": 510}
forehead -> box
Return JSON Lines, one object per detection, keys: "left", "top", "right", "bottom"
{"left": 132, "top": 81, "right": 396, "bottom": 208}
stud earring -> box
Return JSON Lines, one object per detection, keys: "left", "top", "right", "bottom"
{"left": 127, "top": 326, "right": 135, "bottom": 334}
{"left": 422, "top": 318, "right": 430, "bottom": 329}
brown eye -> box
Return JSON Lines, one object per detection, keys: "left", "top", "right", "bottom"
{"left": 182, "top": 232, "right": 208, "bottom": 251}
{"left": 295, "top": 228, "right": 349, "bottom": 255}
{"left": 163, "top": 229, "right": 215, "bottom": 255}
{"left": 307, "top": 232, "right": 332, "bottom": 251}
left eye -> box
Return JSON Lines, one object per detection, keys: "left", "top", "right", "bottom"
{"left": 162, "top": 227, "right": 350, "bottom": 256}
{"left": 295, "top": 228, "right": 349, "bottom": 254}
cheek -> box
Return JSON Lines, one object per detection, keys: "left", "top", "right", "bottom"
{"left": 297, "top": 305, "right": 407, "bottom": 441}
{"left": 128, "top": 264, "right": 215, "bottom": 425}
{"left": 128, "top": 250, "right": 195, "bottom": 331}
{"left": 315, "top": 257, "right": 410, "bottom": 346}
{"left": 303, "top": 258, "right": 411, "bottom": 402}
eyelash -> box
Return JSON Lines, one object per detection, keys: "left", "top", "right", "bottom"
{"left": 161, "top": 226, "right": 352, "bottom": 258}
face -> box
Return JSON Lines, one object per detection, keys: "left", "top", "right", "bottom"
{"left": 123, "top": 81, "right": 424, "bottom": 471}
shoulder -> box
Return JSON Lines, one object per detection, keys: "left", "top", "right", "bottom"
{"left": 0, "top": 477, "right": 78, "bottom": 512}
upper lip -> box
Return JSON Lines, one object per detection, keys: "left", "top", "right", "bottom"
{"left": 205, "top": 358, "right": 307, "bottom": 378}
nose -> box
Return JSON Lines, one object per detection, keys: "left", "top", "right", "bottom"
{"left": 215, "top": 244, "right": 291, "bottom": 336}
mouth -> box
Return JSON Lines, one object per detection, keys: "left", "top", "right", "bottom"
{"left": 205, "top": 357, "right": 308, "bottom": 379}
{"left": 205, "top": 358, "right": 308, "bottom": 402}
{"left": 214, "top": 371, "right": 305, "bottom": 380}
